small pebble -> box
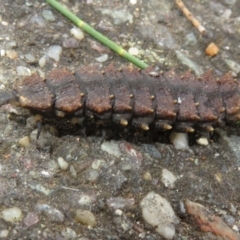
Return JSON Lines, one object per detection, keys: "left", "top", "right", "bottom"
{"left": 42, "top": 10, "right": 55, "bottom": 22}
{"left": 91, "top": 159, "right": 106, "bottom": 169}
{"left": 115, "top": 209, "right": 123, "bottom": 216}
{"left": 196, "top": 137, "right": 209, "bottom": 146}
{"left": 75, "top": 209, "right": 97, "bottom": 227}
{"left": 62, "top": 38, "right": 79, "bottom": 48}
{"left": 84, "top": 169, "right": 99, "bottom": 182}
{"left": 205, "top": 42, "right": 219, "bottom": 56}
{"left": 128, "top": 47, "right": 139, "bottom": 55}
{"left": 57, "top": 157, "right": 69, "bottom": 170}
{"left": 161, "top": 168, "right": 177, "bottom": 189}
{"left": 25, "top": 53, "right": 36, "bottom": 63}
{"left": 95, "top": 54, "right": 109, "bottom": 63}
{"left": 6, "top": 50, "right": 18, "bottom": 59}
{"left": 61, "top": 227, "right": 77, "bottom": 239}
{"left": 140, "top": 192, "right": 179, "bottom": 239}
{"left": 130, "top": 0, "right": 137, "bottom": 4}
{"left": 39, "top": 55, "right": 46, "bottom": 68}
{"left": 16, "top": 66, "right": 31, "bottom": 76}
{"left": 70, "top": 27, "right": 84, "bottom": 40}
{"left": 70, "top": 165, "right": 77, "bottom": 178}
{"left": 18, "top": 136, "right": 30, "bottom": 148}
{"left": 143, "top": 171, "right": 152, "bottom": 181}
{"left": 225, "top": 59, "right": 240, "bottom": 74}
{"left": 0, "top": 49, "right": 5, "bottom": 56}
{"left": 24, "top": 212, "right": 39, "bottom": 227}
{"left": 175, "top": 50, "right": 203, "bottom": 76}
{"left": 185, "top": 32, "right": 197, "bottom": 46}
{"left": 35, "top": 204, "right": 64, "bottom": 222}
{"left": 47, "top": 45, "right": 62, "bottom": 62}
{"left": 101, "top": 141, "right": 121, "bottom": 157}
{"left": 170, "top": 132, "right": 189, "bottom": 149}
{"left": 1, "top": 207, "right": 23, "bottom": 223}
{"left": 0, "top": 230, "right": 9, "bottom": 238}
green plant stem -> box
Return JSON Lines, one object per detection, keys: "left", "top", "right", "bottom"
{"left": 46, "top": 0, "right": 149, "bottom": 69}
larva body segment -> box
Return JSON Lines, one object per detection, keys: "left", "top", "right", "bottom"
{"left": 1, "top": 65, "right": 240, "bottom": 133}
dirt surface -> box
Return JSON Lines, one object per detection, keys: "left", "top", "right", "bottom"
{"left": 0, "top": 0, "right": 240, "bottom": 239}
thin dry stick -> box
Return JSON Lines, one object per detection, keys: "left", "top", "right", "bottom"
{"left": 176, "top": 0, "right": 206, "bottom": 34}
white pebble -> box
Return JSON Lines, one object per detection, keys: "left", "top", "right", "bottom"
{"left": 101, "top": 141, "right": 121, "bottom": 157}
{"left": 130, "top": 0, "right": 137, "bottom": 4}
{"left": 140, "top": 192, "right": 179, "bottom": 239}
{"left": 170, "top": 132, "right": 189, "bottom": 149}
{"left": 196, "top": 137, "right": 209, "bottom": 146}
{"left": 161, "top": 169, "right": 177, "bottom": 189}
{"left": 0, "top": 229, "right": 9, "bottom": 238}
{"left": 0, "top": 49, "right": 5, "bottom": 56}
{"left": 18, "top": 136, "right": 30, "bottom": 148}
{"left": 1, "top": 207, "right": 22, "bottom": 223}
{"left": 16, "top": 66, "right": 31, "bottom": 76}
{"left": 61, "top": 227, "right": 77, "bottom": 239}
{"left": 57, "top": 157, "right": 69, "bottom": 170}
{"left": 128, "top": 47, "right": 139, "bottom": 55}
{"left": 39, "top": 55, "right": 46, "bottom": 67}
{"left": 95, "top": 54, "right": 109, "bottom": 62}
{"left": 91, "top": 159, "right": 106, "bottom": 169}
{"left": 47, "top": 45, "right": 62, "bottom": 62}
{"left": 115, "top": 209, "right": 123, "bottom": 216}
{"left": 70, "top": 27, "right": 84, "bottom": 40}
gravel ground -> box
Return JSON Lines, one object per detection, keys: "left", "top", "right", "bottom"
{"left": 0, "top": 0, "right": 240, "bottom": 239}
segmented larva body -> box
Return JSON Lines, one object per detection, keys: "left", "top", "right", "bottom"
{"left": 1, "top": 65, "right": 240, "bottom": 133}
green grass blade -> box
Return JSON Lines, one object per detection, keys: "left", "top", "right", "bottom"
{"left": 46, "top": 0, "right": 149, "bottom": 69}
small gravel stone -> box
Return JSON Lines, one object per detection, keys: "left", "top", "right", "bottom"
{"left": 6, "top": 50, "right": 18, "bottom": 59}
{"left": 107, "top": 197, "right": 135, "bottom": 209}
{"left": 101, "top": 141, "right": 121, "bottom": 157}
{"left": 75, "top": 209, "right": 97, "bottom": 227}
{"left": 18, "top": 136, "right": 30, "bottom": 148}
{"left": 91, "top": 159, "right": 107, "bottom": 169}
{"left": 42, "top": 10, "right": 55, "bottom": 22}
{"left": 140, "top": 192, "right": 179, "bottom": 239}
{"left": 143, "top": 171, "right": 152, "bottom": 181}
{"left": 70, "top": 27, "right": 84, "bottom": 40}
{"left": 102, "top": 9, "right": 133, "bottom": 25}
{"left": 28, "top": 183, "right": 52, "bottom": 196}
{"left": 196, "top": 137, "right": 209, "bottom": 146}
{"left": 1, "top": 207, "right": 23, "bottom": 223}
{"left": 29, "top": 14, "right": 46, "bottom": 28}
{"left": 170, "top": 132, "right": 189, "bottom": 149}
{"left": 57, "top": 157, "right": 69, "bottom": 170}
{"left": 70, "top": 165, "right": 77, "bottom": 178}
{"left": 25, "top": 53, "right": 36, "bottom": 63}
{"left": 0, "top": 49, "right": 5, "bottom": 56}
{"left": 128, "top": 47, "right": 139, "bottom": 55}
{"left": 16, "top": 66, "right": 31, "bottom": 76}
{"left": 185, "top": 32, "right": 197, "bottom": 46}
{"left": 24, "top": 212, "right": 39, "bottom": 227}
{"left": 78, "top": 192, "right": 97, "bottom": 206}
{"left": 175, "top": 50, "right": 203, "bottom": 76}
{"left": 39, "top": 55, "right": 46, "bottom": 67}
{"left": 84, "top": 169, "right": 99, "bottom": 182}
{"left": 224, "top": 59, "right": 240, "bottom": 74}
{"left": 0, "top": 230, "right": 9, "bottom": 238}
{"left": 35, "top": 204, "right": 64, "bottom": 222}
{"left": 95, "top": 54, "right": 109, "bottom": 62}
{"left": 62, "top": 37, "right": 80, "bottom": 48}
{"left": 47, "top": 45, "right": 62, "bottom": 62}
{"left": 61, "top": 227, "right": 77, "bottom": 239}
{"left": 161, "top": 168, "right": 177, "bottom": 189}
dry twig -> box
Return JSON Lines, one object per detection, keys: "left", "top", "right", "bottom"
{"left": 176, "top": 0, "right": 206, "bottom": 34}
